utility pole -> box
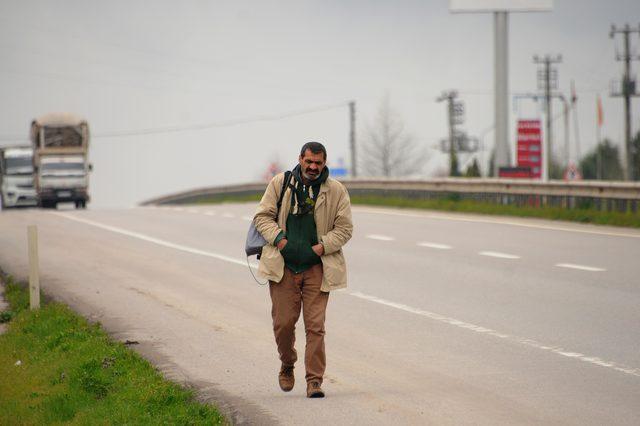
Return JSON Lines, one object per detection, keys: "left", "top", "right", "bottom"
{"left": 596, "top": 94, "right": 605, "bottom": 180}
{"left": 571, "top": 80, "right": 581, "bottom": 163}
{"left": 494, "top": 11, "right": 510, "bottom": 177}
{"left": 610, "top": 23, "right": 640, "bottom": 181}
{"left": 348, "top": 100, "right": 357, "bottom": 178}
{"left": 437, "top": 90, "right": 463, "bottom": 176}
{"left": 562, "top": 95, "right": 569, "bottom": 168}
{"left": 534, "top": 54, "right": 562, "bottom": 181}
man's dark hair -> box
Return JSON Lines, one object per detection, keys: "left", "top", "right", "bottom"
{"left": 300, "top": 141, "right": 327, "bottom": 160}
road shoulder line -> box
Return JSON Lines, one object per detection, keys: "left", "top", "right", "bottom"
{"left": 349, "top": 291, "right": 640, "bottom": 379}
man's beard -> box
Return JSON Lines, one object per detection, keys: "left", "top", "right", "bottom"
{"left": 302, "top": 170, "right": 319, "bottom": 181}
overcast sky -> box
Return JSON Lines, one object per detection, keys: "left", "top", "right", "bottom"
{"left": 1, "top": 0, "right": 639, "bottom": 207}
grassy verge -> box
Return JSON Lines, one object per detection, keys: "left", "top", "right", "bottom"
{"left": 188, "top": 193, "right": 640, "bottom": 228}
{"left": 349, "top": 195, "right": 640, "bottom": 228}
{"left": 192, "top": 194, "right": 262, "bottom": 205}
{"left": 0, "top": 276, "right": 225, "bottom": 425}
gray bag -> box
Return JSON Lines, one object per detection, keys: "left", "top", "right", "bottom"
{"left": 245, "top": 222, "right": 267, "bottom": 257}
{"left": 244, "top": 171, "right": 291, "bottom": 258}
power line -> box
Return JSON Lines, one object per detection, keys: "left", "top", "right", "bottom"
{"left": 0, "top": 101, "right": 351, "bottom": 142}
{"left": 94, "top": 101, "right": 350, "bottom": 138}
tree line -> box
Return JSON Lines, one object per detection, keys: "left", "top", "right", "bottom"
{"left": 361, "top": 97, "right": 640, "bottom": 180}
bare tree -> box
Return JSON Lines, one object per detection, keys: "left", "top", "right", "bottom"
{"left": 361, "top": 96, "right": 427, "bottom": 177}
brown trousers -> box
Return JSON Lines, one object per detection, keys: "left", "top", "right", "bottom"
{"left": 269, "top": 264, "right": 329, "bottom": 384}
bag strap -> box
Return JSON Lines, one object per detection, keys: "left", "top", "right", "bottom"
{"left": 275, "top": 171, "right": 291, "bottom": 219}
{"left": 247, "top": 256, "right": 268, "bottom": 286}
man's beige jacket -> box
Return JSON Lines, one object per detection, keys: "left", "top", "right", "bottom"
{"left": 254, "top": 172, "right": 353, "bottom": 292}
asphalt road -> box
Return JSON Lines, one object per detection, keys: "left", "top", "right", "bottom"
{"left": 0, "top": 203, "right": 639, "bottom": 425}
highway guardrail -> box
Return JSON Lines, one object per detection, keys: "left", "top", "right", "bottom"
{"left": 141, "top": 178, "right": 640, "bottom": 212}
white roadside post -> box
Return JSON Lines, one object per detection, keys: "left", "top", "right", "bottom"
{"left": 28, "top": 225, "right": 40, "bottom": 310}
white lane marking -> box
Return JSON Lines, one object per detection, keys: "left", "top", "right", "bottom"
{"left": 172, "top": 207, "right": 185, "bottom": 212}
{"left": 204, "top": 211, "right": 217, "bottom": 216}
{"left": 417, "top": 242, "right": 452, "bottom": 250}
{"left": 53, "top": 213, "right": 258, "bottom": 269}
{"left": 556, "top": 263, "right": 606, "bottom": 272}
{"left": 349, "top": 291, "right": 640, "bottom": 378}
{"left": 242, "top": 215, "right": 254, "bottom": 221}
{"left": 366, "top": 234, "right": 395, "bottom": 241}
{"left": 479, "top": 251, "right": 520, "bottom": 259}
{"left": 222, "top": 212, "right": 235, "bottom": 218}
{"left": 51, "top": 212, "right": 639, "bottom": 379}
{"left": 185, "top": 208, "right": 200, "bottom": 214}
{"left": 353, "top": 207, "right": 640, "bottom": 239}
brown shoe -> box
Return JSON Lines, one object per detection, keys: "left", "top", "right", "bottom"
{"left": 278, "top": 364, "right": 295, "bottom": 392}
{"left": 306, "top": 381, "right": 325, "bottom": 398}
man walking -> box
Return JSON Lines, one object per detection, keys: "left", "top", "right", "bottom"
{"left": 254, "top": 142, "right": 353, "bottom": 398}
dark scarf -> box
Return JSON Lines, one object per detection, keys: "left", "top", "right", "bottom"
{"left": 289, "top": 164, "right": 329, "bottom": 215}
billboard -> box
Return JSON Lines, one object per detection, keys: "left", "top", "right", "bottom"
{"left": 450, "top": 0, "right": 553, "bottom": 13}
{"left": 516, "top": 120, "right": 542, "bottom": 178}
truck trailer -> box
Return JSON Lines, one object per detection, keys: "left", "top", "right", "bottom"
{"left": 30, "top": 113, "right": 91, "bottom": 209}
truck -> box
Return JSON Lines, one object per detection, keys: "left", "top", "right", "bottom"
{"left": 0, "top": 146, "right": 38, "bottom": 209}
{"left": 30, "top": 113, "right": 91, "bottom": 209}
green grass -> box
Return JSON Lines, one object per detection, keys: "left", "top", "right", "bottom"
{"left": 191, "top": 194, "right": 262, "bottom": 205}
{"left": 188, "top": 192, "right": 640, "bottom": 228}
{"left": 0, "top": 277, "right": 226, "bottom": 425}
{"left": 0, "top": 277, "right": 29, "bottom": 324}
{"left": 349, "top": 195, "right": 640, "bottom": 228}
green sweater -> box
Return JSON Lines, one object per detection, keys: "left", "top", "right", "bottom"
{"left": 275, "top": 194, "right": 322, "bottom": 274}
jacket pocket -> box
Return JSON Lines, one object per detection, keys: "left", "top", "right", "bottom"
{"left": 321, "top": 250, "right": 346, "bottom": 288}
{"left": 259, "top": 245, "right": 284, "bottom": 282}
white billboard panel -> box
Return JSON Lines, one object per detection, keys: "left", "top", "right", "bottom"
{"left": 450, "top": 0, "right": 553, "bottom": 13}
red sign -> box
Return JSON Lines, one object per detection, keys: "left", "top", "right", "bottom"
{"left": 516, "top": 120, "right": 542, "bottom": 178}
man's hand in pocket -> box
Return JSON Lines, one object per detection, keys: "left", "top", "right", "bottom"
{"left": 311, "top": 243, "right": 324, "bottom": 256}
